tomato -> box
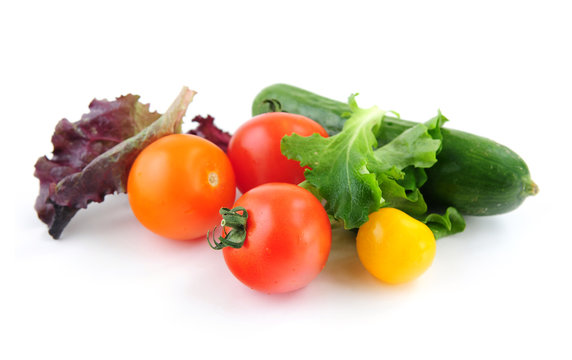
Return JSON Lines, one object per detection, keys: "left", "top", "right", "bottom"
{"left": 217, "top": 183, "right": 331, "bottom": 294}
{"left": 227, "top": 112, "right": 328, "bottom": 194}
{"left": 127, "top": 134, "right": 236, "bottom": 240}
{"left": 356, "top": 208, "right": 436, "bottom": 284}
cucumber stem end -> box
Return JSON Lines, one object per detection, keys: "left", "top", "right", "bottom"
{"left": 525, "top": 180, "right": 539, "bottom": 196}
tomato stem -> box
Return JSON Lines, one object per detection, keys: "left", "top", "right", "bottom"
{"left": 207, "top": 207, "right": 248, "bottom": 250}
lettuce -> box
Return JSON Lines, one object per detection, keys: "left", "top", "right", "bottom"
{"left": 419, "top": 207, "right": 465, "bottom": 240}
{"left": 34, "top": 87, "right": 196, "bottom": 239}
{"left": 281, "top": 96, "right": 465, "bottom": 238}
{"left": 187, "top": 115, "right": 231, "bottom": 153}
{"left": 281, "top": 96, "right": 385, "bottom": 229}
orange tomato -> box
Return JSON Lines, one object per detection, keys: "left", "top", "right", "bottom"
{"left": 127, "top": 134, "right": 235, "bottom": 240}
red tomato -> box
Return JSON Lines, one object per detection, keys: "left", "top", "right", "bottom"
{"left": 128, "top": 134, "right": 236, "bottom": 240}
{"left": 227, "top": 112, "right": 328, "bottom": 194}
{"left": 221, "top": 183, "right": 331, "bottom": 294}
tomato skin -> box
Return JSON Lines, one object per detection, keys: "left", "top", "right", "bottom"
{"left": 356, "top": 208, "right": 436, "bottom": 285}
{"left": 222, "top": 183, "right": 331, "bottom": 293}
{"left": 227, "top": 112, "right": 328, "bottom": 194}
{"left": 127, "top": 134, "right": 236, "bottom": 240}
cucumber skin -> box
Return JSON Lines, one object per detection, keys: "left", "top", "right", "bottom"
{"left": 252, "top": 83, "right": 537, "bottom": 216}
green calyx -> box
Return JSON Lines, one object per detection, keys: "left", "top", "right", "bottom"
{"left": 207, "top": 207, "right": 248, "bottom": 250}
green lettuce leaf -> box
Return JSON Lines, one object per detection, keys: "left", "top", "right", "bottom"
{"left": 419, "top": 207, "right": 466, "bottom": 239}
{"left": 282, "top": 96, "right": 385, "bottom": 229}
{"left": 282, "top": 96, "right": 463, "bottom": 238}
{"left": 282, "top": 96, "right": 443, "bottom": 229}
{"left": 372, "top": 111, "right": 448, "bottom": 214}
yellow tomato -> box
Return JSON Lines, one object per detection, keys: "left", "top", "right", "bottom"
{"left": 356, "top": 208, "right": 436, "bottom": 285}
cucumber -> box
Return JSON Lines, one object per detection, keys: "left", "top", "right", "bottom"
{"left": 252, "top": 83, "right": 538, "bottom": 216}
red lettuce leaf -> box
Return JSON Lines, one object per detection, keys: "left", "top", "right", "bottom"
{"left": 34, "top": 87, "right": 196, "bottom": 239}
{"left": 187, "top": 115, "right": 231, "bottom": 153}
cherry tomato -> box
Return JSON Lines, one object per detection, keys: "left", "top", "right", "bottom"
{"left": 356, "top": 208, "right": 436, "bottom": 284}
{"left": 227, "top": 112, "right": 328, "bottom": 194}
{"left": 128, "top": 134, "right": 236, "bottom": 240}
{"left": 220, "top": 183, "right": 331, "bottom": 293}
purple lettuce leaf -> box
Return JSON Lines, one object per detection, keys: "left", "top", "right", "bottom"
{"left": 34, "top": 87, "right": 197, "bottom": 239}
{"left": 187, "top": 115, "right": 232, "bottom": 153}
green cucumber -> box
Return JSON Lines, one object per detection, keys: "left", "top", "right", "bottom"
{"left": 252, "top": 83, "right": 538, "bottom": 216}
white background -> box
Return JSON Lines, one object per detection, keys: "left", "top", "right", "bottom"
{"left": 4, "top": 0, "right": 571, "bottom": 359}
